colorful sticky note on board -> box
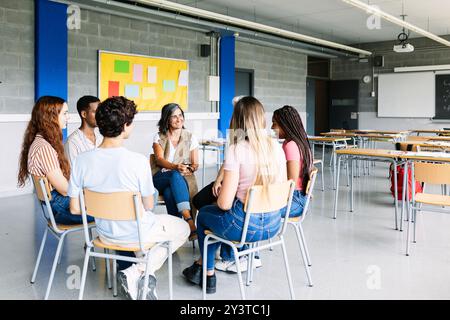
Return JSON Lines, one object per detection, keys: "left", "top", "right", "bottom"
{"left": 133, "top": 64, "right": 143, "bottom": 82}
{"left": 163, "top": 80, "right": 176, "bottom": 92}
{"left": 108, "top": 81, "right": 120, "bottom": 97}
{"left": 142, "top": 87, "right": 156, "bottom": 100}
{"left": 147, "top": 66, "right": 157, "bottom": 84}
{"left": 178, "top": 70, "right": 188, "bottom": 86}
{"left": 114, "top": 60, "right": 130, "bottom": 73}
{"left": 124, "top": 84, "right": 139, "bottom": 98}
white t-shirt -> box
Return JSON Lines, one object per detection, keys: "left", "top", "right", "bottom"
{"left": 68, "top": 147, "right": 156, "bottom": 243}
{"left": 64, "top": 128, "right": 103, "bottom": 166}
{"left": 151, "top": 132, "right": 199, "bottom": 168}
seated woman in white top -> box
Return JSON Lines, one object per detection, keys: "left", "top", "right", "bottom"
{"left": 151, "top": 103, "right": 199, "bottom": 241}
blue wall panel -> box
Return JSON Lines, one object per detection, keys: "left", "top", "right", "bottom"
{"left": 218, "top": 36, "right": 235, "bottom": 138}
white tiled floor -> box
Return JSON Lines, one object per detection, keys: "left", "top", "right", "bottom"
{"left": 2, "top": 151, "right": 450, "bottom": 300}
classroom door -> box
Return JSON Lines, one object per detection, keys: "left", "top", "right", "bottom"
{"left": 235, "top": 68, "right": 254, "bottom": 96}
{"left": 314, "top": 79, "right": 330, "bottom": 135}
{"left": 306, "top": 78, "right": 315, "bottom": 136}
{"left": 329, "top": 80, "right": 359, "bottom": 130}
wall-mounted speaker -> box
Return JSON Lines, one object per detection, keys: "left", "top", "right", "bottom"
{"left": 373, "top": 55, "right": 384, "bottom": 67}
{"left": 200, "top": 44, "right": 211, "bottom": 57}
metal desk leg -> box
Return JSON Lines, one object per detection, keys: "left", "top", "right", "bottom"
{"left": 400, "top": 161, "right": 408, "bottom": 232}
{"left": 333, "top": 155, "right": 342, "bottom": 219}
{"left": 350, "top": 157, "right": 354, "bottom": 212}
{"left": 332, "top": 144, "right": 337, "bottom": 190}
{"left": 393, "top": 159, "right": 399, "bottom": 230}
{"left": 202, "top": 146, "right": 206, "bottom": 188}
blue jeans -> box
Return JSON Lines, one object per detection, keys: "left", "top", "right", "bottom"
{"left": 281, "top": 190, "right": 307, "bottom": 218}
{"left": 48, "top": 190, "right": 94, "bottom": 225}
{"left": 197, "top": 199, "right": 282, "bottom": 271}
{"left": 153, "top": 170, "right": 191, "bottom": 216}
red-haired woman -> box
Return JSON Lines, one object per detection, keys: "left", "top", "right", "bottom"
{"left": 18, "top": 96, "right": 93, "bottom": 224}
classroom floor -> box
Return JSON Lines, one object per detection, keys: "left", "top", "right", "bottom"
{"left": 2, "top": 149, "right": 450, "bottom": 300}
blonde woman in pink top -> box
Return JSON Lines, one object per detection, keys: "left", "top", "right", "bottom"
{"left": 182, "top": 96, "right": 287, "bottom": 294}
{"left": 271, "top": 105, "right": 313, "bottom": 217}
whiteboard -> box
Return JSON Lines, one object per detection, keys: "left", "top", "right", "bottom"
{"left": 377, "top": 72, "right": 435, "bottom": 118}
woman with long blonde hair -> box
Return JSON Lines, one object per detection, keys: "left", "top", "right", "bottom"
{"left": 18, "top": 96, "right": 93, "bottom": 224}
{"left": 182, "top": 96, "right": 287, "bottom": 294}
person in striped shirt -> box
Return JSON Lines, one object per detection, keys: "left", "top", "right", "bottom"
{"left": 18, "top": 96, "right": 94, "bottom": 225}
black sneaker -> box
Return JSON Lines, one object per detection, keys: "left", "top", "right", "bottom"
{"left": 200, "top": 274, "right": 216, "bottom": 294}
{"left": 182, "top": 262, "right": 202, "bottom": 285}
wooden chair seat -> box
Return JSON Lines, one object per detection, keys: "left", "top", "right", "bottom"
{"left": 288, "top": 216, "right": 301, "bottom": 223}
{"left": 415, "top": 193, "right": 450, "bottom": 207}
{"left": 92, "top": 237, "right": 156, "bottom": 252}
{"left": 313, "top": 159, "right": 322, "bottom": 164}
{"left": 204, "top": 230, "right": 240, "bottom": 244}
{"left": 48, "top": 221, "right": 95, "bottom": 231}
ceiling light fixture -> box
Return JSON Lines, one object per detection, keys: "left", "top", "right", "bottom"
{"left": 133, "top": 0, "right": 372, "bottom": 56}
{"left": 341, "top": 0, "right": 450, "bottom": 47}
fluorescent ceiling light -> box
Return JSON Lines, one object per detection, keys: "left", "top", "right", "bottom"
{"left": 341, "top": 0, "right": 450, "bottom": 47}
{"left": 394, "top": 65, "right": 450, "bottom": 72}
{"left": 133, "top": 0, "right": 372, "bottom": 56}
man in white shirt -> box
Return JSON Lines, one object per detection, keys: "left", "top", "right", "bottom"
{"left": 64, "top": 96, "right": 102, "bottom": 166}
{"left": 68, "top": 96, "right": 189, "bottom": 300}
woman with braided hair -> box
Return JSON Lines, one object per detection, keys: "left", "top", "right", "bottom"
{"left": 271, "top": 105, "right": 313, "bottom": 217}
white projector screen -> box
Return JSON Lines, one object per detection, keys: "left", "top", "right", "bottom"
{"left": 378, "top": 72, "right": 435, "bottom": 118}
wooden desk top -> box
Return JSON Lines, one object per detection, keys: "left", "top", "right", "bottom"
{"left": 397, "top": 140, "right": 450, "bottom": 148}
{"left": 399, "top": 151, "right": 450, "bottom": 162}
{"left": 411, "top": 129, "right": 450, "bottom": 134}
{"left": 348, "top": 129, "right": 410, "bottom": 135}
{"left": 308, "top": 136, "right": 351, "bottom": 142}
{"left": 335, "top": 148, "right": 405, "bottom": 158}
{"left": 321, "top": 132, "right": 402, "bottom": 140}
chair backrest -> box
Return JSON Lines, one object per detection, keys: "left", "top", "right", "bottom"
{"left": 298, "top": 168, "right": 318, "bottom": 222}
{"left": 244, "top": 180, "right": 295, "bottom": 214}
{"left": 82, "top": 189, "right": 142, "bottom": 221}
{"left": 413, "top": 162, "right": 450, "bottom": 186}
{"left": 31, "top": 175, "right": 52, "bottom": 201}
{"left": 395, "top": 142, "right": 418, "bottom": 152}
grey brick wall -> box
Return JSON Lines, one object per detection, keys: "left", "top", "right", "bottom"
{"left": 0, "top": 0, "right": 34, "bottom": 113}
{"left": 331, "top": 36, "right": 450, "bottom": 113}
{"left": 67, "top": 9, "right": 212, "bottom": 113}
{"left": 0, "top": 2, "right": 308, "bottom": 115}
{"left": 236, "top": 41, "right": 307, "bottom": 113}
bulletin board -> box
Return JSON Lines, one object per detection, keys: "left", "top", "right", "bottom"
{"left": 98, "top": 50, "right": 189, "bottom": 111}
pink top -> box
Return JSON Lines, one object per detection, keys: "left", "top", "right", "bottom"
{"left": 223, "top": 140, "right": 287, "bottom": 203}
{"left": 282, "top": 140, "right": 304, "bottom": 191}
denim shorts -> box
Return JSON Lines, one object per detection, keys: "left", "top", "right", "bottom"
{"left": 281, "top": 190, "right": 307, "bottom": 218}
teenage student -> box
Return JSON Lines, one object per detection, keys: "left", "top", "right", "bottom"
{"left": 64, "top": 95, "right": 102, "bottom": 166}
{"left": 68, "top": 96, "right": 190, "bottom": 300}
{"left": 271, "top": 105, "right": 313, "bottom": 217}
{"left": 151, "top": 103, "right": 199, "bottom": 241}
{"left": 182, "top": 96, "right": 287, "bottom": 294}
{"left": 17, "top": 96, "right": 94, "bottom": 225}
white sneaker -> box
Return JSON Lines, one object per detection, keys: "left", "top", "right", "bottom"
{"left": 118, "top": 264, "right": 141, "bottom": 300}
{"left": 215, "top": 259, "right": 236, "bottom": 272}
{"left": 137, "top": 274, "right": 158, "bottom": 300}
{"left": 227, "top": 256, "right": 262, "bottom": 273}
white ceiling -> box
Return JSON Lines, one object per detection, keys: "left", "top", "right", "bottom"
{"left": 172, "top": 0, "right": 450, "bottom": 45}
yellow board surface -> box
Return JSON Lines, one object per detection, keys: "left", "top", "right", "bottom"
{"left": 98, "top": 51, "right": 189, "bottom": 111}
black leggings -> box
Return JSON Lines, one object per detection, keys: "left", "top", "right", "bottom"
{"left": 192, "top": 182, "right": 217, "bottom": 210}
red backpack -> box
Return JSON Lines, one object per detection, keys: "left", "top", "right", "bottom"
{"left": 389, "top": 163, "right": 422, "bottom": 200}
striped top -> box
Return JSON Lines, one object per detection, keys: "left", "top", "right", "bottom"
{"left": 28, "top": 134, "right": 60, "bottom": 177}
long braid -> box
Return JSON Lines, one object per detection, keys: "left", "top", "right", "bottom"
{"left": 274, "top": 106, "right": 313, "bottom": 191}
